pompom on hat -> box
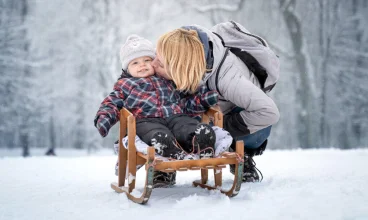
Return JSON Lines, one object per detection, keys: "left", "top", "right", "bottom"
{"left": 120, "top": 34, "right": 156, "bottom": 70}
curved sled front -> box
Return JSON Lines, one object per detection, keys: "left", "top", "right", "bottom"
{"left": 111, "top": 147, "right": 155, "bottom": 204}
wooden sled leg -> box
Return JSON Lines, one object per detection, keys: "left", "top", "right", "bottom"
{"left": 201, "top": 168, "right": 208, "bottom": 184}
{"left": 193, "top": 141, "right": 244, "bottom": 197}
{"left": 214, "top": 167, "right": 222, "bottom": 188}
{"left": 111, "top": 147, "right": 155, "bottom": 204}
{"left": 192, "top": 162, "right": 243, "bottom": 197}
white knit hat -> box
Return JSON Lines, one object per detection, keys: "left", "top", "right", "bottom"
{"left": 120, "top": 34, "right": 156, "bottom": 70}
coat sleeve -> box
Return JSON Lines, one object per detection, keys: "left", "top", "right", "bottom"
{"left": 94, "top": 80, "right": 127, "bottom": 137}
{"left": 215, "top": 56, "right": 280, "bottom": 136}
{"left": 181, "top": 84, "right": 219, "bottom": 115}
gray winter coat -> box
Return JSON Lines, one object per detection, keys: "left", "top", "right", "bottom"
{"left": 183, "top": 25, "right": 280, "bottom": 137}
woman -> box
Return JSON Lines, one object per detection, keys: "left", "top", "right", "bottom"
{"left": 152, "top": 25, "right": 280, "bottom": 183}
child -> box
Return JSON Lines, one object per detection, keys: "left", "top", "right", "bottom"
{"left": 94, "top": 34, "right": 218, "bottom": 162}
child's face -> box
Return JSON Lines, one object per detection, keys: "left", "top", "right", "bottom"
{"left": 127, "top": 56, "right": 155, "bottom": 78}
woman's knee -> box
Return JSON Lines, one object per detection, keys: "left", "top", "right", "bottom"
{"left": 237, "top": 126, "right": 272, "bottom": 149}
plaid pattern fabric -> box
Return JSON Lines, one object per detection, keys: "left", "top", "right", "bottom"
{"left": 180, "top": 84, "right": 218, "bottom": 115}
{"left": 94, "top": 74, "right": 218, "bottom": 137}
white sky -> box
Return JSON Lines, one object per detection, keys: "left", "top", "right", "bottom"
{"left": 1, "top": 148, "right": 367, "bottom": 220}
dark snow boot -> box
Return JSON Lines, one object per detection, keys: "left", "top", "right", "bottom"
{"left": 230, "top": 155, "right": 263, "bottom": 182}
{"left": 152, "top": 171, "right": 176, "bottom": 188}
{"left": 151, "top": 132, "right": 186, "bottom": 160}
{"left": 193, "top": 123, "right": 216, "bottom": 158}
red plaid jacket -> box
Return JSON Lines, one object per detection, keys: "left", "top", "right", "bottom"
{"left": 94, "top": 73, "right": 218, "bottom": 137}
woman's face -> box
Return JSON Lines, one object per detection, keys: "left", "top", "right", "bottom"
{"left": 152, "top": 51, "right": 172, "bottom": 80}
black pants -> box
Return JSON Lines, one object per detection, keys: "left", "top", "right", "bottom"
{"left": 136, "top": 114, "right": 200, "bottom": 152}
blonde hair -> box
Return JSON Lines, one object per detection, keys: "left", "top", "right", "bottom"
{"left": 157, "top": 28, "right": 206, "bottom": 93}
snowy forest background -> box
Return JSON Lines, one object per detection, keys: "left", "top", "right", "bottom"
{"left": 1, "top": 0, "right": 368, "bottom": 154}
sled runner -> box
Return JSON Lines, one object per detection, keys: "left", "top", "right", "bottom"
{"left": 110, "top": 107, "right": 244, "bottom": 204}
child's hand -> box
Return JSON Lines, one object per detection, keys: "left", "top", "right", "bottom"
{"left": 201, "top": 90, "right": 219, "bottom": 107}
{"left": 95, "top": 116, "right": 109, "bottom": 137}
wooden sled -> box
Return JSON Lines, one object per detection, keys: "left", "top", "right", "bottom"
{"left": 110, "top": 107, "right": 244, "bottom": 204}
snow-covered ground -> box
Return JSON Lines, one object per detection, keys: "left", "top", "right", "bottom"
{"left": 1, "top": 149, "right": 368, "bottom": 220}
